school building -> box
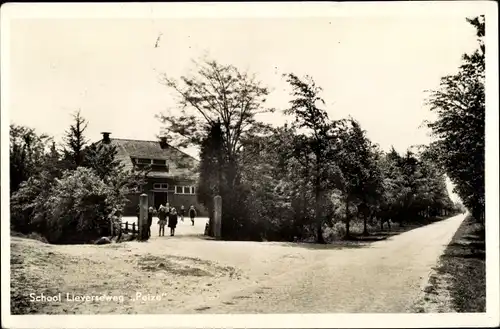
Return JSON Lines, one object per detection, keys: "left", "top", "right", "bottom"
{"left": 98, "top": 132, "right": 206, "bottom": 216}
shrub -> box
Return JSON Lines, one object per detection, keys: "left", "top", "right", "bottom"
{"left": 10, "top": 174, "right": 55, "bottom": 234}
{"left": 44, "top": 168, "right": 115, "bottom": 244}
{"left": 324, "top": 221, "right": 347, "bottom": 242}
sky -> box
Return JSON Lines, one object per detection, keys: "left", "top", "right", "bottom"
{"left": 6, "top": 10, "right": 482, "bottom": 202}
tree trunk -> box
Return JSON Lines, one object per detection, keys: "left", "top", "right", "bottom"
{"left": 315, "top": 187, "right": 325, "bottom": 244}
{"left": 316, "top": 223, "right": 325, "bottom": 244}
{"left": 345, "top": 198, "right": 351, "bottom": 238}
{"left": 363, "top": 212, "right": 368, "bottom": 236}
{"left": 314, "top": 159, "right": 325, "bottom": 244}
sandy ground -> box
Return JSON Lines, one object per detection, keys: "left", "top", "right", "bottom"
{"left": 10, "top": 214, "right": 465, "bottom": 314}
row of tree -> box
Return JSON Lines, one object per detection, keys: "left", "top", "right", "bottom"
{"left": 10, "top": 112, "right": 146, "bottom": 243}
{"left": 425, "top": 16, "right": 485, "bottom": 224}
{"left": 158, "top": 59, "right": 468, "bottom": 242}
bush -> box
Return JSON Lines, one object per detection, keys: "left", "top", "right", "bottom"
{"left": 43, "top": 168, "right": 114, "bottom": 244}
{"left": 10, "top": 174, "right": 55, "bottom": 234}
{"left": 324, "top": 221, "right": 347, "bottom": 242}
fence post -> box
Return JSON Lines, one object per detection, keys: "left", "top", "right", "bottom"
{"left": 213, "top": 195, "right": 222, "bottom": 239}
{"left": 125, "top": 222, "right": 129, "bottom": 233}
{"left": 138, "top": 193, "right": 149, "bottom": 241}
{"left": 132, "top": 222, "right": 136, "bottom": 234}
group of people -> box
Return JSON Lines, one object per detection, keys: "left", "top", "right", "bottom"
{"left": 144, "top": 204, "right": 197, "bottom": 237}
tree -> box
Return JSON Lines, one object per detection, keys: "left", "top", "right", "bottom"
{"left": 284, "top": 73, "right": 343, "bottom": 243}
{"left": 355, "top": 133, "right": 384, "bottom": 236}
{"left": 9, "top": 124, "right": 51, "bottom": 193}
{"left": 197, "top": 121, "right": 225, "bottom": 236}
{"left": 10, "top": 139, "right": 64, "bottom": 233}
{"left": 63, "top": 110, "right": 88, "bottom": 169}
{"left": 425, "top": 16, "right": 485, "bottom": 223}
{"left": 335, "top": 119, "right": 375, "bottom": 237}
{"left": 82, "top": 142, "right": 124, "bottom": 180}
{"left": 158, "top": 58, "right": 274, "bottom": 239}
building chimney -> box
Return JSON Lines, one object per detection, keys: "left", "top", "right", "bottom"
{"left": 101, "top": 132, "right": 111, "bottom": 144}
{"left": 159, "top": 136, "right": 168, "bottom": 149}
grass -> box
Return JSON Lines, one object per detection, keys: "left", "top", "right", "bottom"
{"left": 416, "top": 214, "right": 485, "bottom": 312}
{"left": 438, "top": 215, "right": 486, "bottom": 312}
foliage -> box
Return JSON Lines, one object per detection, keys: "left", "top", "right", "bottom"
{"left": 159, "top": 58, "right": 274, "bottom": 239}
{"left": 425, "top": 16, "right": 485, "bottom": 223}
{"left": 10, "top": 116, "right": 144, "bottom": 243}
{"left": 158, "top": 58, "right": 273, "bottom": 151}
{"left": 44, "top": 168, "right": 113, "bottom": 244}
{"left": 82, "top": 142, "right": 124, "bottom": 180}
{"left": 9, "top": 124, "right": 52, "bottom": 194}
{"left": 197, "top": 121, "right": 225, "bottom": 235}
{"left": 63, "top": 109, "right": 89, "bottom": 169}
{"left": 283, "top": 73, "right": 344, "bottom": 243}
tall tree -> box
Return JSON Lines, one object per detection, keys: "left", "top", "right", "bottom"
{"left": 63, "top": 110, "right": 88, "bottom": 169}
{"left": 159, "top": 58, "right": 273, "bottom": 239}
{"left": 335, "top": 119, "right": 373, "bottom": 237}
{"left": 197, "top": 121, "right": 225, "bottom": 236}
{"left": 284, "top": 73, "right": 343, "bottom": 243}
{"left": 425, "top": 16, "right": 485, "bottom": 222}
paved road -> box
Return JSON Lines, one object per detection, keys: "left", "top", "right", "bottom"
{"left": 182, "top": 214, "right": 466, "bottom": 313}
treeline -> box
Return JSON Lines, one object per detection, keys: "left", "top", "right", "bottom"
{"left": 161, "top": 17, "right": 484, "bottom": 242}
{"left": 176, "top": 69, "right": 457, "bottom": 242}
{"left": 10, "top": 112, "right": 146, "bottom": 243}
{"left": 425, "top": 16, "right": 485, "bottom": 224}
{"left": 157, "top": 55, "right": 474, "bottom": 243}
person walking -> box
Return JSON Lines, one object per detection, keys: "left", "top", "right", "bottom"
{"left": 180, "top": 205, "right": 185, "bottom": 222}
{"left": 157, "top": 204, "right": 167, "bottom": 236}
{"left": 168, "top": 207, "right": 179, "bottom": 236}
{"left": 189, "top": 205, "right": 197, "bottom": 226}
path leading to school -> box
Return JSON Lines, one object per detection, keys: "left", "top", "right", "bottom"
{"left": 10, "top": 214, "right": 465, "bottom": 314}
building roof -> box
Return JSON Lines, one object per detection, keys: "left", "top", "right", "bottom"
{"left": 107, "top": 138, "right": 199, "bottom": 181}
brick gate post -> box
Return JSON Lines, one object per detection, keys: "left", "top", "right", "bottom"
{"left": 213, "top": 195, "right": 222, "bottom": 239}
{"left": 139, "top": 193, "right": 149, "bottom": 241}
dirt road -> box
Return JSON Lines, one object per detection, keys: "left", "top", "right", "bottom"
{"left": 11, "top": 214, "right": 465, "bottom": 314}
{"left": 182, "top": 214, "right": 466, "bottom": 313}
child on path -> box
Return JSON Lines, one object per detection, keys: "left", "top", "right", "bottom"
{"left": 168, "top": 207, "right": 179, "bottom": 236}
{"left": 180, "top": 205, "right": 185, "bottom": 222}
{"left": 157, "top": 204, "right": 167, "bottom": 236}
{"left": 189, "top": 205, "right": 197, "bottom": 226}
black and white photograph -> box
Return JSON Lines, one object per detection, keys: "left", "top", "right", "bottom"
{"left": 1, "top": 2, "right": 498, "bottom": 328}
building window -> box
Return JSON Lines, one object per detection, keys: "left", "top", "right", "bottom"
{"left": 175, "top": 185, "right": 195, "bottom": 195}
{"left": 153, "top": 183, "right": 169, "bottom": 190}
{"left": 136, "top": 158, "right": 152, "bottom": 165}
{"left": 152, "top": 159, "right": 166, "bottom": 165}
{"left": 152, "top": 159, "right": 169, "bottom": 172}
